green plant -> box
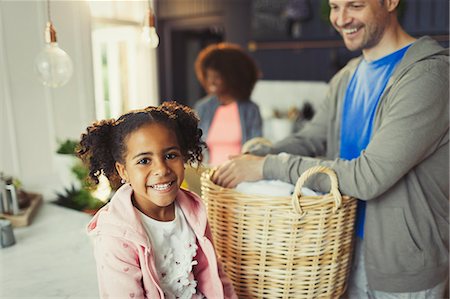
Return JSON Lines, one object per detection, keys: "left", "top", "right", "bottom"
{"left": 71, "top": 160, "right": 95, "bottom": 190}
{"left": 320, "top": 0, "right": 331, "bottom": 24}
{"left": 54, "top": 184, "right": 106, "bottom": 211}
{"left": 54, "top": 185, "right": 81, "bottom": 211}
{"left": 53, "top": 138, "right": 109, "bottom": 213}
{"left": 12, "top": 178, "right": 22, "bottom": 189}
{"left": 56, "top": 139, "right": 78, "bottom": 155}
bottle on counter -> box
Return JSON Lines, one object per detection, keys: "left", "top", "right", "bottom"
{"left": 0, "top": 175, "right": 8, "bottom": 214}
{"left": 0, "top": 174, "right": 20, "bottom": 215}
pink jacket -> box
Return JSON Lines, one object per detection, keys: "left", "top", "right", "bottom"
{"left": 87, "top": 184, "right": 237, "bottom": 299}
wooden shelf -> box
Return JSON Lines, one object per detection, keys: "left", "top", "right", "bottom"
{"left": 0, "top": 193, "right": 43, "bottom": 227}
{"left": 248, "top": 35, "right": 449, "bottom": 51}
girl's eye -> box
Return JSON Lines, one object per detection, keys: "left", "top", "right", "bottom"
{"left": 165, "top": 152, "right": 179, "bottom": 160}
{"left": 137, "top": 158, "right": 150, "bottom": 165}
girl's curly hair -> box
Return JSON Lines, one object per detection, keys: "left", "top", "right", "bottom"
{"left": 77, "top": 101, "right": 206, "bottom": 189}
{"left": 195, "top": 42, "right": 261, "bottom": 100}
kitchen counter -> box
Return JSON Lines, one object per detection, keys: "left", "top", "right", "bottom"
{"left": 0, "top": 203, "right": 99, "bottom": 298}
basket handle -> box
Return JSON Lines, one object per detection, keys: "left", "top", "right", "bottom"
{"left": 204, "top": 167, "right": 223, "bottom": 189}
{"left": 206, "top": 167, "right": 217, "bottom": 180}
{"left": 291, "top": 166, "right": 342, "bottom": 216}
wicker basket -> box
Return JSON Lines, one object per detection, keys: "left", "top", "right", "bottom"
{"left": 200, "top": 165, "right": 357, "bottom": 299}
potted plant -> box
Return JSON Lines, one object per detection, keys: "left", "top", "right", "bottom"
{"left": 53, "top": 139, "right": 110, "bottom": 214}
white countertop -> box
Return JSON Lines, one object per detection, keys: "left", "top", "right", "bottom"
{"left": 0, "top": 203, "right": 99, "bottom": 298}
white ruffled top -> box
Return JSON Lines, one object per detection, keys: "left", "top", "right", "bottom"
{"left": 140, "top": 203, "right": 204, "bottom": 299}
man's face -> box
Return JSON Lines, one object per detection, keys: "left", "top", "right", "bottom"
{"left": 329, "top": 0, "right": 390, "bottom": 52}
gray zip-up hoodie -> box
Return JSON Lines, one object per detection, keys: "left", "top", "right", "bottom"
{"left": 251, "top": 36, "right": 449, "bottom": 292}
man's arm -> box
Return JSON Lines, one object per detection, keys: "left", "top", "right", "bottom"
{"left": 250, "top": 84, "right": 332, "bottom": 157}
{"left": 214, "top": 59, "right": 449, "bottom": 198}
{"left": 264, "top": 60, "right": 449, "bottom": 200}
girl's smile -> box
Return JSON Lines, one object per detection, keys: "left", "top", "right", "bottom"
{"left": 149, "top": 181, "right": 175, "bottom": 191}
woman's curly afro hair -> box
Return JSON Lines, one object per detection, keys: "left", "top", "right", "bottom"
{"left": 195, "top": 42, "right": 261, "bottom": 100}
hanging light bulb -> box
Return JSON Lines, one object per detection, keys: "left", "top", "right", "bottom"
{"left": 34, "top": 0, "right": 73, "bottom": 88}
{"left": 141, "top": 2, "right": 159, "bottom": 49}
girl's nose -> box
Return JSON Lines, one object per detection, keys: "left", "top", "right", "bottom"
{"left": 153, "top": 159, "right": 170, "bottom": 176}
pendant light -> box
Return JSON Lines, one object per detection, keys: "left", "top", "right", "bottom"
{"left": 141, "top": 0, "right": 159, "bottom": 48}
{"left": 34, "top": 0, "right": 73, "bottom": 88}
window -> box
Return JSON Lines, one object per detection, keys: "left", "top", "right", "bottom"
{"left": 88, "top": 1, "right": 159, "bottom": 119}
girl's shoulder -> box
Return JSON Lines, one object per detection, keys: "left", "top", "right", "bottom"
{"left": 177, "top": 188, "right": 208, "bottom": 234}
{"left": 178, "top": 188, "right": 207, "bottom": 216}
{"left": 179, "top": 187, "right": 203, "bottom": 204}
{"left": 87, "top": 186, "right": 150, "bottom": 246}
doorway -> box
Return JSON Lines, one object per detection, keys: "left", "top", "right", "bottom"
{"left": 158, "top": 16, "right": 224, "bottom": 108}
{"left": 171, "top": 28, "right": 223, "bottom": 108}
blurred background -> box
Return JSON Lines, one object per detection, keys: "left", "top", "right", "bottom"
{"left": 0, "top": 1, "right": 448, "bottom": 297}
{"left": 0, "top": 0, "right": 448, "bottom": 200}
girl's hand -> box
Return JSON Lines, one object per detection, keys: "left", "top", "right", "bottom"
{"left": 211, "top": 154, "right": 265, "bottom": 188}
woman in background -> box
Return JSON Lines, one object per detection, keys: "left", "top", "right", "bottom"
{"left": 194, "top": 42, "right": 263, "bottom": 166}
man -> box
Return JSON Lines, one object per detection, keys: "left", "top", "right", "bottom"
{"left": 212, "top": 0, "right": 449, "bottom": 297}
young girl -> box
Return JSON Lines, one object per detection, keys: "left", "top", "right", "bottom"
{"left": 79, "top": 101, "right": 237, "bottom": 299}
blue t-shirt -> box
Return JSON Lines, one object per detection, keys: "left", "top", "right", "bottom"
{"left": 340, "top": 44, "right": 411, "bottom": 238}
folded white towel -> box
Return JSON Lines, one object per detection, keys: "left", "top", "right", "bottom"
{"left": 235, "top": 180, "right": 320, "bottom": 197}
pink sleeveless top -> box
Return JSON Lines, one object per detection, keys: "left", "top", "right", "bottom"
{"left": 206, "top": 102, "right": 242, "bottom": 166}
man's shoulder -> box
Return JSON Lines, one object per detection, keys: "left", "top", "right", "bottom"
{"left": 404, "top": 36, "right": 449, "bottom": 64}
{"left": 414, "top": 36, "right": 448, "bottom": 52}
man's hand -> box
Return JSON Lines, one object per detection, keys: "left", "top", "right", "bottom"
{"left": 211, "top": 154, "right": 265, "bottom": 188}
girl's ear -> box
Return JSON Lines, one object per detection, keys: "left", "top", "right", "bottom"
{"left": 115, "top": 162, "right": 128, "bottom": 182}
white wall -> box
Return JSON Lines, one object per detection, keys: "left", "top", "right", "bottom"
{"left": 0, "top": 1, "right": 96, "bottom": 199}
{"left": 251, "top": 80, "right": 329, "bottom": 142}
